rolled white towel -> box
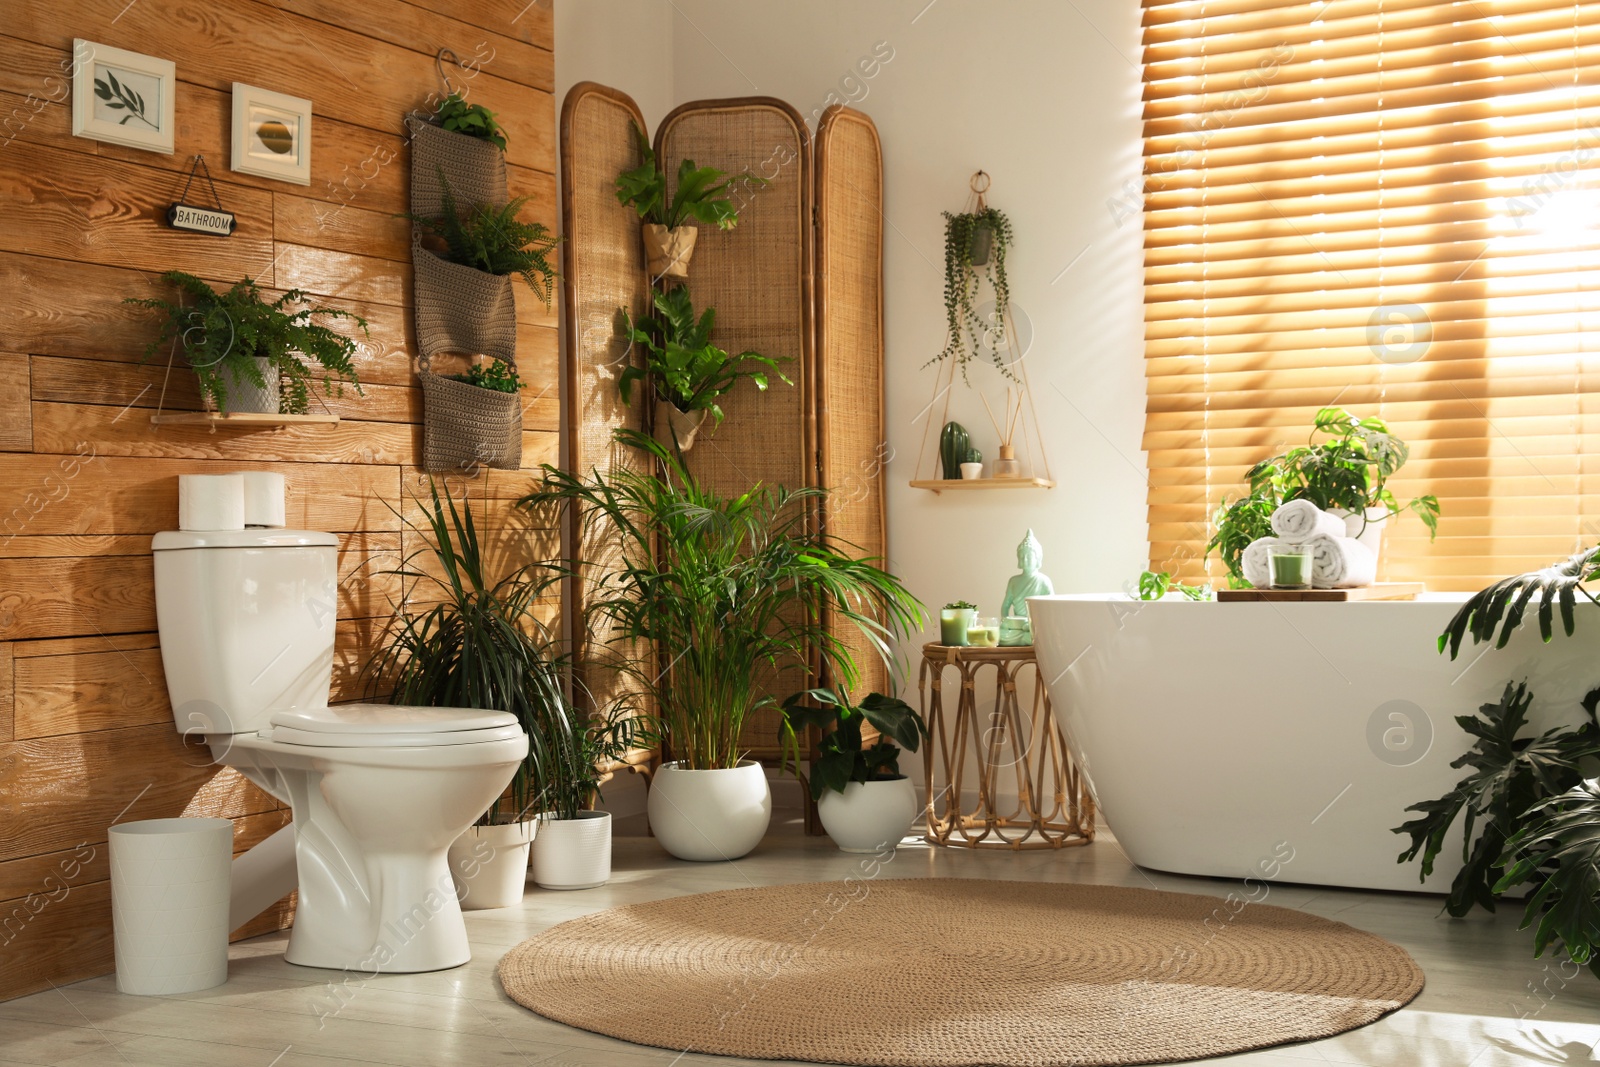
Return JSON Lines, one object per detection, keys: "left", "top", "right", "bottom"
{"left": 1241, "top": 536, "right": 1284, "bottom": 588}
{"left": 1270, "top": 498, "right": 1347, "bottom": 544}
{"left": 1305, "top": 533, "right": 1377, "bottom": 588}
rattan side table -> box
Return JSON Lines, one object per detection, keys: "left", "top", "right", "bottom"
{"left": 920, "top": 642, "right": 1096, "bottom": 850}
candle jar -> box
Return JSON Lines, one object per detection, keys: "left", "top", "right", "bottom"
{"left": 966, "top": 616, "right": 1000, "bottom": 647}
{"left": 939, "top": 606, "right": 976, "bottom": 646}
{"left": 1268, "top": 545, "right": 1314, "bottom": 590}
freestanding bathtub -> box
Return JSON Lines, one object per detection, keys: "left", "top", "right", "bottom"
{"left": 1029, "top": 593, "right": 1598, "bottom": 893}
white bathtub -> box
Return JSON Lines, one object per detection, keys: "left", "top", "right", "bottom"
{"left": 1029, "top": 593, "right": 1598, "bottom": 893}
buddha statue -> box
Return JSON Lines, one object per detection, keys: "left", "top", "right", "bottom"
{"left": 1000, "top": 529, "right": 1053, "bottom": 646}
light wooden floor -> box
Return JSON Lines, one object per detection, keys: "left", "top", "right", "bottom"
{"left": 2, "top": 811, "right": 1598, "bottom": 1067}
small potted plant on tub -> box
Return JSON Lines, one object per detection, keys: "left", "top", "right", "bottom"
{"left": 779, "top": 687, "right": 928, "bottom": 854}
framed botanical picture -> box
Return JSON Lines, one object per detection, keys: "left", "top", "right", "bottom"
{"left": 71, "top": 39, "right": 176, "bottom": 153}
{"left": 231, "top": 84, "right": 312, "bottom": 185}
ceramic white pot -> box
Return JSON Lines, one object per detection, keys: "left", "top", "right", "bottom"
{"left": 448, "top": 821, "right": 533, "bottom": 910}
{"left": 1329, "top": 506, "right": 1388, "bottom": 563}
{"left": 960, "top": 462, "right": 984, "bottom": 480}
{"left": 531, "top": 810, "right": 612, "bottom": 890}
{"left": 648, "top": 760, "right": 771, "bottom": 862}
{"left": 816, "top": 777, "right": 920, "bottom": 854}
{"left": 215, "top": 356, "right": 280, "bottom": 414}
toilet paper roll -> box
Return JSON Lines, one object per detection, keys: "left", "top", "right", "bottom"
{"left": 178, "top": 474, "right": 245, "bottom": 531}
{"left": 242, "top": 471, "right": 286, "bottom": 528}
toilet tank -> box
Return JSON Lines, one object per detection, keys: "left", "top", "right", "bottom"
{"left": 152, "top": 530, "right": 341, "bottom": 736}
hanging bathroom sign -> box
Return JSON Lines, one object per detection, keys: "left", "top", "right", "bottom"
{"left": 165, "top": 156, "right": 237, "bottom": 236}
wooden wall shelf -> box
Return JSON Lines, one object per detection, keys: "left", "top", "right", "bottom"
{"left": 910, "top": 477, "right": 1055, "bottom": 494}
{"left": 150, "top": 413, "right": 340, "bottom": 428}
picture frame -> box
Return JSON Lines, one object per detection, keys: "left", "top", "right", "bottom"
{"left": 231, "top": 83, "right": 312, "bottom": 186}
{"left": 71, "top": 39, "right": 176, "bottom": 154}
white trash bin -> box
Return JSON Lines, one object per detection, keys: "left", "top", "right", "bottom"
{"left": 108, "top": 817, "right": 233, "bottom": 995}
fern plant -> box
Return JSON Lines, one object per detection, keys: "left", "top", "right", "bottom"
{"left": 405, "top": 173, "right": 560, "bottom": 306}
{"left": 125, "top": 272, "right": 366, "bottom": 414}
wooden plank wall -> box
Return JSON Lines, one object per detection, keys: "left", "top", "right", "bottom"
{"left": 0, "top": 0, "right": 557, "bottom": 1001}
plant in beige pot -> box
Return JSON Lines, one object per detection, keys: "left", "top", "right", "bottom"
{"left": 522, "top": 431, "right": 923, "bottom": 862}
{"left": 125, "top": 272, "right": 366, "bottom": 415}
{"left": 531, "top": 703, "right": 638, "bottom": 890}
{"left": 614, "top": 123, "right": 760, "bottom": 282}
{"left": 617, "top": 285, "right": 791, "bottom": 455}
{"left": 779, "top": 688, "right": 928, "bottom": 854}
{"left": 365, "top": 480, "right": 572, "bottom": 910}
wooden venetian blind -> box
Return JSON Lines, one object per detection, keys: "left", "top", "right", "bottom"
{"left": 1141, "top": 0, "right": 1600, "bottom": 591}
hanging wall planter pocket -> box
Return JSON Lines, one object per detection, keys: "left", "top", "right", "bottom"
{"left": 417, "top": 355, "right": 523, "bottom": 472}
{"left": 642, "top": 223, "right": 697, "bottom": 281}
{"left": 408, "top": 115, "right": 521, "bottom": 469}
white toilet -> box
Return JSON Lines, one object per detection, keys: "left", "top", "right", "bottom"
{"left": 152, "top": 528, "right": 529, "bottom": 973}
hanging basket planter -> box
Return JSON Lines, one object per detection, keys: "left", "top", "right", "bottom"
{"left": 642, "top": 223, "right": 697, "bottom": 281}
{"left": 412, "top": 248, "right": 519, "bottom": 365}
{"left": 652, "top": 400, "right": 708, "bottom": 453}
{"left": 417, "top": 363, "right": 523, "bottom": 473}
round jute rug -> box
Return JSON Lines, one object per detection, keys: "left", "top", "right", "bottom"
{"left": 497, "top": 878, "right": 1424, "bottom": 1067}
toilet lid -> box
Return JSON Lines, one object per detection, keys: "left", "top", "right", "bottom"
{"left": 269, "top": 704, "right": 524, "bottom": 748}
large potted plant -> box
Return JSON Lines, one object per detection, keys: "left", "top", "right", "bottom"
{"left": 618, "top": 285, "right": 791, "bottom": 453}
{"left": 614, "top": 123, "right": 758, "bottom": 281}
{"left": 531, "top": 701, "right": 638, "bottom": 891}
{"left": 778, "top": 688, "right": 927, "bottom": 854}
{"left": 523, "top": 431, "right": 923, "bottom": 862}
{"left": 125, "top": 272, "right": 366, "bottom": 415}
{"left": 1209, "top": 406, "right": 1440, "bottom": 587}
{"left": 364, "top": 480, "right": 571, "bottom": 909}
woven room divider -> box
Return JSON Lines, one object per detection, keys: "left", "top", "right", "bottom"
{"left": 561, "top": 87, "right": 887, "bottom": 766}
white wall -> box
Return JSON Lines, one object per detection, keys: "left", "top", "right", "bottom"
{"left": 557, "top": 0, "right": 1147, "bottom": 651}
{"left": 665, "top": 1, "right": 1150, "bottom": 636}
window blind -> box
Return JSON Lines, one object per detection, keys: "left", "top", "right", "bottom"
{"left": 1141, "top": 0, "right": 1600, "bottom": 591}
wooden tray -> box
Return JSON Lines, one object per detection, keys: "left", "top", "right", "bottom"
{"left": 1217, "top": 582, "right": 1425, "bottom": 602}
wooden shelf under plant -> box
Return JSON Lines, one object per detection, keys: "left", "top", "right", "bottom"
{"left": 910, "top": 477, "right": 1054, "bottom": 493}
{"left": 149, "top": 412, "right": 341, "bottom": 428}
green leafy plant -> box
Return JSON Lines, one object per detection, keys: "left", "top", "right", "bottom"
{"left": 541, "top": 704, "right": 640, "bottom": 821}
{"left": 405, "top": 173, "right": 560, "bottom": 306}
{"left": 364, "top": 479, "right": 573, "bottom": 825}
{"left": 1439, "top": 546, "right": 1600, "bottom": 657}
{"left": 435, "top": 91, "right": 506, "bottom": 150}
{"left": 614, "top": 123, "right": 759, "bottom": 230}
{"left": 1393, "top": 682, "right": 1600, "bottom": 974}
{"left": 931, "top": 206, "right": 1015, "bottom": 383}
{"left": 448, "top": 356, "right": 523, "bottom": 394}
{"left": 521, "top": 430, "right": 924, "bottom": 771}
{"left": 1207, "top": 407, "right": 1440, "bottom": 587}
{"left": 943, "top": 600, "right": 977, "bottom": 611}
{"left": 1136, "top": 570, "right": 1212, "bottom": 601}
{"left": 617, "top": 285, "right": 791, "bottom": 425}
{"left": 778, "top": 688, "right": 928, "bottom": 802}
{"left": 125, "top": 272, "right": 366, "bottom": 415}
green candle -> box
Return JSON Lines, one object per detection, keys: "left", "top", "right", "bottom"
{"left": 940, "top": 606, "right": 975, "bottom": 646}
{"left": 1269, "top": 546, "right": 1312, "bottom": 589}
{"left": 966, "top": 617, "right": 1000, "bottom": 647}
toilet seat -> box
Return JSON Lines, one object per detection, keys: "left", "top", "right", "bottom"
{"left": 270, "top": 704, "right": 522, "bottom": 748}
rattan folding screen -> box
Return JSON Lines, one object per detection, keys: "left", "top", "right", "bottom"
{"left": 561, "top": 84, "right": 888, "bottom": 761}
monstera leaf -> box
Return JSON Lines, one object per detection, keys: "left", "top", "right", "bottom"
{"left": 1439, "top": 546, "right": 1600, "bottom": 659}
{"left": 1497, "top": 776, "right": 1600, "bottom": 977}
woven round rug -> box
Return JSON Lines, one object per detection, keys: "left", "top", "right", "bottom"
{"left": 497, "top": 878, "right": 1424, "bottom": 1067}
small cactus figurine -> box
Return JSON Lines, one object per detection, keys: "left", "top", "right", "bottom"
{"left": 964, "top": 446, "right": 982, "bottom": 465}
{"left": 939, "top": 421, "right": 970, "bottom": 480}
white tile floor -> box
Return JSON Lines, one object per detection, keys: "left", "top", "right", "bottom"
{"left": 3, "top": 812, "right": 1599, "bottom": 1067}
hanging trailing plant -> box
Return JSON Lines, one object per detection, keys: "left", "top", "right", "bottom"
{"left": 930, "top": 172, "right": 1016, "bottom": 384}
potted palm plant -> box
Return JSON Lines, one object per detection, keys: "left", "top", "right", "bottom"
{"left": 364, "top": 480, "right": 572, "bottom": 909}
{"left": 531, "top": 703, "right": 638, "bottom": 890}
{"left": 614, "top": 123, "right": 760, "bottom": 281}
{"left": 523, "top": 430, "right": 923, "bottom": 862}
{"left": 779, "top": 688, "right": 927, "bottom": 854}
{"left": 125, "top": 272, "right": 366, "bottom": 415}
{"left": 617, "top": 285, "right": 791, "bottom": 453}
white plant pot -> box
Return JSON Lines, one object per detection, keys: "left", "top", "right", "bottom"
{"left": 648, "top": 760, "right": 771, "bottom": 862}
{"left": 448, "top": 821, "right": 534, "bottom": 910}
{"left": 816, "top": 777, "right": 920, "bottom": 854}
{"left": 531, "top": 811, "right": 611, "bottom": 890}
{"left": 960, "top": 462, "right": 984, "bottom": 480}
{"left": 214, "top": 356, "right": 280, "bottom": 414}
{"left": 1329, "top": 506, "right": 1388, "bottom": 563}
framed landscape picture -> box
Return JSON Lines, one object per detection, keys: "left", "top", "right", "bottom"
{"left": 71, "top": 39, "right": 176, "bottom": 153}
{"left": 231, "top": 83, "right": 312, "bottom": 185}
